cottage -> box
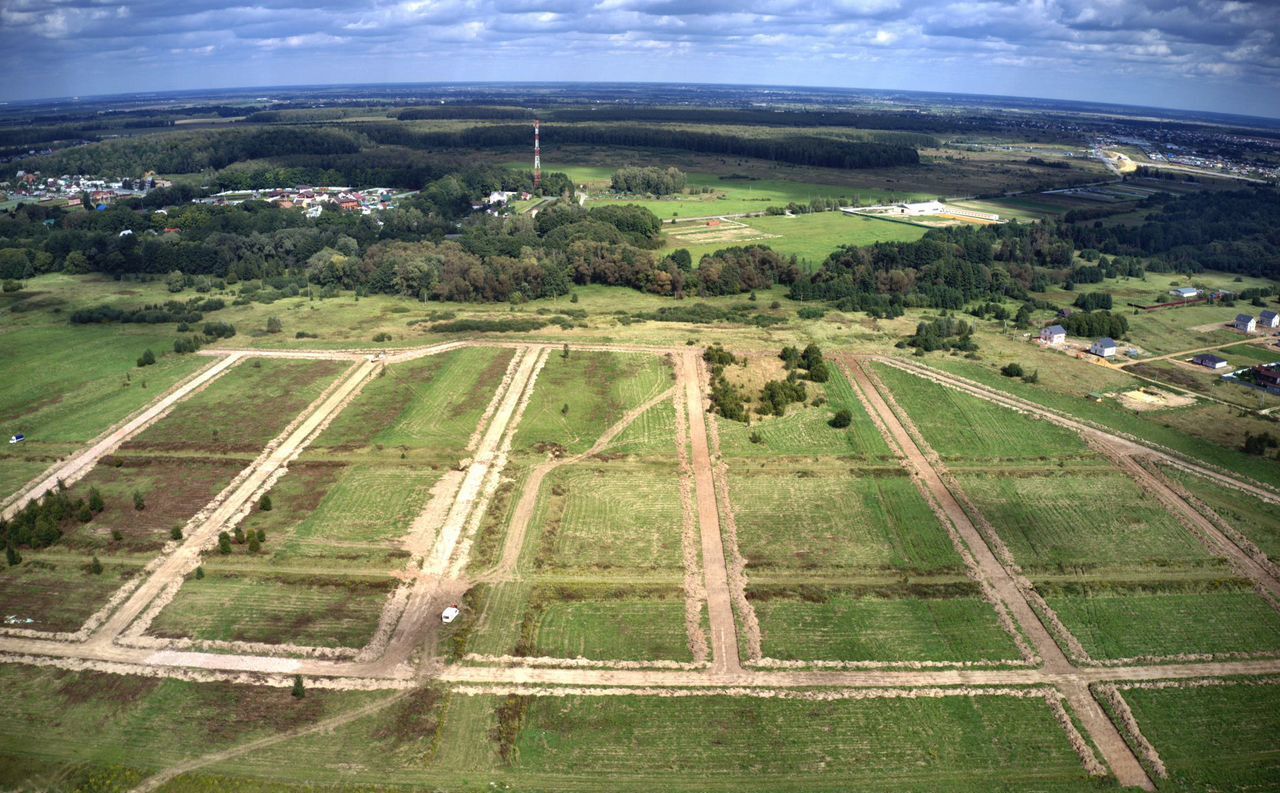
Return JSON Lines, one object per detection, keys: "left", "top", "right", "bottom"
{"left": 1040, "top": 325, "right": 1067, "bottom": 345}
{"left": 1235, "top": 314, "right": 1258, "bottom": 333}
{"left": 1089, "top": 338, "right": 1118, "bottom": 358}
{"left": 1170, "top": 287, "right": 1200, "bottom": 299}
{"left": 1260, "top": 310, "right": 1279, "bottom": 329}
{"left": 1192, "top": 353, "right": 1229, "bottom": 370}
{"left": 1255, "top": 365, "right": 1280, "bottom": 389}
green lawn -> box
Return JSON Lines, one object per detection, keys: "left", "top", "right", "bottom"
{"left": 510, "top": 693, "right": 1096, "bottom": 790}
{"left": 514, "top": 351, "right": 673, "bottom": 455}
{"left": 149, "top": 571, "right": 396, "bottom": 648}
{"left": 1164, "top": 467, "right": 1280, "bottom": 562}
{"left": 730, "top": 471, "right": 964, "bottom": 574}
{"left": 126, "top": 358, "right": 344, "bottom": 453}
{"left": 660, "top": 212, "right": 927, "bottom": 268}
{"left": 957, "top": 471, "right": 1211, "bottom": 572}
{"left": 874, "top": 363, "right": 1095, "bottom": 461}
{"left": 602, "top": 398, "right": 678, "bottom": 457}
{"left": 753, "top": 593, "right": 1022, "bottom": 663}
{"left": 531, "top": 597, "right": 692, "bottom": 661}
{"left": 1121, "top": 680, "right": 1280, "bottom": 790}
{"left": 1045, "top": 587, "right": 1280, "bottom": 660}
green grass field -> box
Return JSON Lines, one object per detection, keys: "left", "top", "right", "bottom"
{"left": 716, "top": 366, "right": 893, "bottom": 459}
{"left": 514, "top": 350, "right": 673, "bottom": 455}
{"left": 752, "top": 591, "right": 1022, "bottom": 663}
{"left": 126, "top": 358, "right": 344, "bottom": 453}
{"left": 1164, "top": 467, "right": 1280, "bottom": 561}
{"left": 873, "top": 363, "right": 1095, "bottom": 461}
{"left": 659, "top": 212, "right": 928, "bottom": 268}
{"left": 531, "top": 596, "right": 692, "bottom": 661}
{"left": 602, "top": 398, "right": 678, "bottom": 457}
{"left": 149, "top": 571, "right": 396, "bottom": 648}
{"left": 957, "top": 471, "right": 1211, "bottom": 572}
{"left": 1045, "top": 586, "right": 1280, "bottom": 660}
{"left": 1119, "top": 680, "right": 1280, "bottom": 790}
{"left": 531, "top": 463, "right": 684, "bottom": 571}
{"left": 0, "top": 556, "right": 143, "bottom": 632}
{"left": 730, "top": 469, "right": 963, "bottom": 574}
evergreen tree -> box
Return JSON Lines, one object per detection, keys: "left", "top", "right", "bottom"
{"left": 292, "top": 675, "right": 305, "bottom": 698}
{"left": 89, "top": 555, "right": 103, "bottom": 575}
{"left": 88, "top": 487, "right": 105, "bottom": 513}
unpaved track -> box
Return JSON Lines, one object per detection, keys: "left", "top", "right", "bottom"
{"left": 86, "top": 359, "right": 380, "bottom": 649}
{"left": 1, "top": 353, "right": 244, "bottom": 520}
{"left": 680, "top": 349, "right": 742, "bottom": 675}
{"left": 844, "top": 359, "right": 1154, "bottom": 791}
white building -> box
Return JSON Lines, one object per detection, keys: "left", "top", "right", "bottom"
{"left": 1260, "top": 310, "right": 1279, "bottom": 329}
{"left": 1090, "top": 338, "right": 1118, "bottom": 358}
{"left": 1040, "top": 325, "right": 1067, "bottom": 345}
{"left": 1235, "top": 314, "right": 1258, "bottom": 333}
{"left": 1170, "top": 287, "right": 1200, "bottom": 299}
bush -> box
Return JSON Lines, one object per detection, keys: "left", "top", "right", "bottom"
{"left": 797, "top": 306, "right": 825, "bottom": 320}
{"left": 170, "top": 526, "right": 183, "bottom": 541}
{"left": 132, "top": 490, "right": 145, "bottom": 511}
{"left": 1000, "top": 362, "right": 1025, "bottom": 378}
{"left": 372, "top": 332, "right": 393, "bottom": 342}
{"left": 829, "top": 409, "right": 853, "bottom": 428}
{"left": 89, "top": 555, "right": 103, "bottom": 575}
{"left": 259, "top": 495, "right": 273, "bottom": 511}
{"left": 218, "top": 532, "right": 232, "bottom": 554}
{"left": 265, "top": 316, "right": 283, "bottom": 334}
{"left": 136, "top": 349, "right": 156, "bottom": 368}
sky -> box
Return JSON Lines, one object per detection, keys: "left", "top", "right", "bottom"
{"left": 1, "top": 0, "right": 1278, "bottom": 118}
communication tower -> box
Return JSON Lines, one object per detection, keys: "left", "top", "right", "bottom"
{"left": 533, "top": 119, "right": 542, "bottom": 190}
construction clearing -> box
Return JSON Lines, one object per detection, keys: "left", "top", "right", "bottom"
{"left": 1, "top": 340, "right": 1279, "bottom": 792}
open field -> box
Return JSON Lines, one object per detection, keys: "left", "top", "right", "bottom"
{"left": 1118, "top": 680, "right": 1280, "bottom": 790}
{"left": 149, "top": 570, "right": 397, "bottom": 648}
{"left": 528, "top": 594, "right": 693, "bottom": 661}
{"left": 659, "top": 212, "right": 928, "bottom": 267}
{"left": 1163, "top": 466, "right": 1280, "bottom": 561}
{"left": 0, "top": 555, "right": 144, "bottom": 632}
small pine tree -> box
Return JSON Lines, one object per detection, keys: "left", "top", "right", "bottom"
{"left": 560, "top": 403, "right": 569, "bottom": 415}
{"left": 561, "top": 343, "right": 570, "bottom": 359}
{"left": 111, "top": 529, "right": 123, "bottom": 542}
{"left": 195, "top": 565, "right": 205, "bottom": 580}
{"left": 233, "top": 526, "right": 245, "bottom": 544}
{"left": 132, "top": 490, "right": 145, "bottom": 511}
{"left": 5, "top": 542, "right": 20, "bottom": 567}
{"left": 170, "top": 525, "right": 183, "bottom": 541}
{"left": 137, "top": 349, "right": 156, "bottom": 367}
{"left": 292, "top": 675, "right": 305, "bottom": 699}
{"left": 569, "top": 292, "right": 579, "bottom": 303}
{"left": 88, "top": 487, "right": 105, "bottom": 513}
{"left": 259, "top": 494, "right": 273, "bottom": 511}
{"left": 218, "top": 532, "right": 232, "bottom": 554}
{"left": 78, "top": 503, "right": 93, "bottom": 523}
{"left": 89, "top": 555, "right": 103, "bottom": 575}
{"left": 247, "top": 534, "right": 260, "bottom": 553}
{"left": 829, "top": 409, "right": 853, "bottom": 429}
{"left": 256, "top": 528, "right": 266, "bottom": 544}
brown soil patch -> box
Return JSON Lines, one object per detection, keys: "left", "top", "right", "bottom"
{"left": 371, "top": 686, "right": 443, "bottom": 746}
{"left": 1129, "top": 363, "right": 1205, "bottom": 392}
{"left": 1114, "top": 388, "right": 1197, "bottom": 411}
{"left": 56, "top": 669, "right": 161, "bottom": 705}
{"left": 197, "top": 681, "right": 326, "bottom": 740}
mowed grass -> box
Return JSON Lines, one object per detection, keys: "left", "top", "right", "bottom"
{"left": 717, "top": 366, "right": 892, "bottom": 459}
{"left": 659, "top": 212, "right": 927, "bottom": 267}
{"left": 730, "top": 471, "right": 963, "bottom": 573}
{"left": 149, "top": 571, "right": 396, "bottom": 648}
{"left": 1164, "top": 466, "right": 1280, "bottom": 562}
{"left": 533, "top": 464, "right": 683, "bottom": 571}
{"left": 532, "top": 597, "right": 692, "bottom": 661}
{"left": 0, "top": 557, "right": 143, "bottom": 632}
{"left": 511, "top": 693, "right": 1096, "bottom": 790}
{"left": 873, "top": 363, "right": 1094, "bottom": 460}
{"left": 1120, "top": 680, "right": 1280, "bottom": 790}
{"left": 602, "top": 398, "right": 678, "bottom": 457}
{"left": 1122, "top": 304, "right": 1247, "bottom": 356}
{"left": 237, "top": 462, "right": 439, "bottom": 568}
{"left": 0, "top": 664, "right": 376, "bottom": 790}
{"left": 0, "top": 324, "right": 207, "bottom": 444}
{"left": 310, "top": 346, "right": 513, "bottom": 454}
{"left": 1045, "top": 586, "right": 1280, "bottom": 661}
{"left": 125, "top": 358, "right": 345, "bottom": 453}
{"left": 752, "top": 592, "right": 1022, "bottom": 663}
{"left": 515, "top": 351, "right": 674, "bottom": 455}
{"left": 957, "top": 471, "right": 1210, "bottom": 571}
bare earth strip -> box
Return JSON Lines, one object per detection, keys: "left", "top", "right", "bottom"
{"left": 842, "top": 358, "right": 1154, "bottom": 791}
{"left": 1, "top": 352, "right": 245, "bottom": 518}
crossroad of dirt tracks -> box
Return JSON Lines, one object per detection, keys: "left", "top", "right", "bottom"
{"left": 5, "top": 341, "right": 1280, "bottom": 791}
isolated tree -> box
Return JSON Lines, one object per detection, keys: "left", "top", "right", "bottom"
{"left": 137, "top": 349, "right": 156, "bottom": 367}
{"left": 78, "top": 503, "right": 93, "bottom": 523}
{"left": 1001, "top": 363, "right": 1025, "bottom": 378}
{"left": 561, "top": 403, "right": 569, "bottom": 415}
{"left": 88, "top": 487, "right": 105, "bottom": 513}
{"left": 259, "top": 494, "right": 273, "bottom": 512}
{"left": 247, "top": 534, "right": 261, "bottom": 553}
{"left": 292, "top": 675, "right": 306, "bottom": 699}
{"left": 170, "top": 526, "right": 183, "bottom": 541}
{"left": 132, "top": 490, "right": 145, "bottom": 511}
{"left": 111, "top": 529, "right": 123, "bottom": 542}
{"left": 561, "top": 343, "right": 570, "bottom": 359}
{"left": 256, "top": 528, "right": 266, "bottom": 544}
{"left": 195, "top": 565, "right": 205, "bottom": 580}
{"left": 5, "top": 541, "right": 20, "bottom": 567}
{"left": 829, "top": 409, "right": 853, "bottom": 428}
{"left": 89, "top": 555, "right": 103, "bottom": 575}
{"left": 217, "top": 531, "right": 232, "bottom": 554}
{"left": 265, "top": 316, "right": 283, "bottom": 334}
{"left": 233, "top": 526, "right": 245, "bottom": 544}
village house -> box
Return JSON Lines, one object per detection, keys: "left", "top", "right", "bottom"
{"left": 1089, "top": 338, "right": 1118, "bottom": 358}
{"left": 1260, "top": 310, "right": 1279, "bottom": 330}
{"left": 1040, "top": 325, "right": 1067, "bottom": 345}
{"left": 1192, "top": 353, "right": 1230, "bottom": 370}
{"left": 1235, "top": 314, "right": 1258, "bottom": 333}
{"left": 1170, "top": 287, "right": 1200, "bottom": 299}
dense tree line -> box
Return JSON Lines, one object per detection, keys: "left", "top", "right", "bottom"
{"left": 354, "top": 122, "right": 920, "bottom": 170}
{"left": 1059, "top": 310, "right": 1129, "bottom": 339}
{"left": 610, "top": 166, "right": 687, "bottom": 195}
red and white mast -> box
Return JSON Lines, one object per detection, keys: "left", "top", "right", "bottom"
{"left": 533, "top": 119, "right": 542, "bottom": 190}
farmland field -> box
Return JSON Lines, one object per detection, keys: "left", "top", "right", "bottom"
{"left": 1119, "top": 680, "right": 1280, "bottom": 790}
{"left": 1163, "top": 466, "right": 1280, "bottom": 561}
{"left": 529, "top": 595, "right": 692, "bottom": 661}
{"left": 659, "top": 211, "right": 928, "bottom": 267}
{"left": 148, "top": 571, "right": 396, "bottom": 648}
{"left": 0, "top": 556, "right": 144, "bottom": 632}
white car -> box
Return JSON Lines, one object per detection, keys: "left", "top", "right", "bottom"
{"left": 441, "top": 605, "right": 460, "bottom": 624}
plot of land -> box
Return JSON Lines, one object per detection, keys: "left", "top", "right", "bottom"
{"left": 1120, "top": 680, "right": 1280, "bottom": 790}
{"left": 149, "top": 571, "right": 396, "bottom": 648}
{"left": 1164, "top": 466, "right": 1280, "bottom": 561}
{"left": 529, "top": 595, "right": 693, "bottom": 661}
{"left": 660, "top": 212, "right": 928, "bottom": 266}
{"left": 0, "top": 557, "right": 144, "bottom": 632}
